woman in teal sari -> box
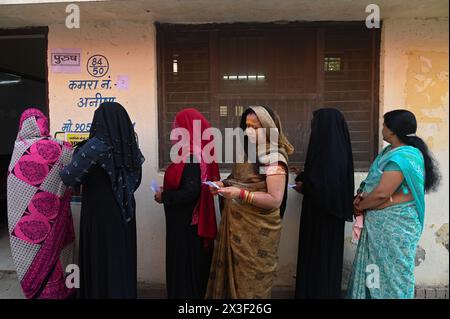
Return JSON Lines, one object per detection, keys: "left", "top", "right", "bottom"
{"left": 347, "top": 110, "right": 440, "bottom": 299}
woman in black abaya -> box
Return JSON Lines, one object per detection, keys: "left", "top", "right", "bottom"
{"left": 294, "top": 108, "right": 354, "bottom": 299}
{"left": 60, "top": 102, "right": 144, "bottom": 298}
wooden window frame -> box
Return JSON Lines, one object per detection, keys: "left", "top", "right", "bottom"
{"left": 156, "top": 22, "right": 380, "bottom": 172}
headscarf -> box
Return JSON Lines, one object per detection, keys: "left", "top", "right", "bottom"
{"left": 88, "top": 102, "right": 145, "bottom": 222}
{"left": 89, "top": 102, "right": 142, "bottom": 169}
{"left": 7, "top": 108, "right": 75, "bottom": 299}
{"left": 240, "top": 105, "right": 294, "bottom": 217}
{"left": 240, "top": 105, "right": 294, "bottom": 167}
{"left": 163, "top": 108, "right": 220, "bottom": 248}
{"left": 302, "top": 108, "right": 354, "bottom": 221}
{"left": 18, "top": 108, "right": 50, "bottom": 138}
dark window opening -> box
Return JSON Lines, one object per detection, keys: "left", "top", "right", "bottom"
{"left": 157, "top": 22, "right": 380, "bottom": 172}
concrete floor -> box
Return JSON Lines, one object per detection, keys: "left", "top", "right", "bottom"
{"left": 0, "top": 207, "right": 446, "bottom": 300}
{"left": 0, "top": 216, "right": 15, "bottom": 272}
{"left": 0, "top": 274, "right": 294, "bottom": 299}
{"left": 0, "top": 271, "right": 24, "bottom": 299}
{"left": 0, "top": 270, "right": 447, "bottom": 299}
{"left": 0, "top": 213, "right": 23, "bottom": 299}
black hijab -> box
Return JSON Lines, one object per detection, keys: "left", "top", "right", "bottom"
{"left": 89, "top": 102, "right": 142, "bottom": 169}
{"left": 302, "top": 108, "right": 354, "bottom": 221}
{"left": 89, "top": 102, "right": 144, "bottom": 222}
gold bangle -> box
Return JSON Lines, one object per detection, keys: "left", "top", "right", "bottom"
{"left": 242, "top": 190, "right": 248, "bottom": 202}
{"left": 249, "top": 192, "right": 255, "bottom": 204}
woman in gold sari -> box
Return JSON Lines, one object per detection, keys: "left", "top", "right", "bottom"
{"left": 206, "top": 105, "right": 294, "bottom": 299}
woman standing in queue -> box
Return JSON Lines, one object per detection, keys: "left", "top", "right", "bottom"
{"left": 347, "top": 109, "right": 441, "bottom": 299}
{"left": 294, "top": 108, "right": 355, "bottom": 299}
{"left": 154, "top": 108, "right": 220, "bottom": 299}
{"left": 206, "top": 105, "right": 294, "bottom": 299}
{"left": 60, "top": 102, "right": 145, "bottom": 299}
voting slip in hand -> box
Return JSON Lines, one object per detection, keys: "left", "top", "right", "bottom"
{"left": 203, "top": 181, "right": 221, "bottom": 189}
{"left": 151, "top": 179, "right": 159, "bottom": 193}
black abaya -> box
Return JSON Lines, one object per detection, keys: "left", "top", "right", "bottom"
{"left": 295, "top": 195, "right": 346, "bottom": 298}
{"left": 295, "top": 108, "right": 354, "bottom": 299}
{"left": 60, "top": 102, "right": 144, "bottom": 299}
{"left": 162, "top": 162, "right": 213, "bottom": 299}
{"left": 79, "top": 165, "right": 137, "bottom": 299}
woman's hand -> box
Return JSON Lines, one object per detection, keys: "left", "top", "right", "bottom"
{"left": 294, "top": 181, "right": 303, "bottom": 193}
{"left": 217, "top": 186, "right": 240, "bottom": 199}
{"left": 209, "top": 181, "right": 224, "bottom": 196}
{"left": 356, "top": 171, "right": 404, "bottom": 211}
{"left": 154, "top": 187, "right": 163, "bottom": 204}
{"left": 291, "top": 167, "right": 304, "bottom": 194}
{"left": 353, "top": 194, "right": 364, "bottom": 216}
{"left": 353, "top": 194, "right": 362, "bottom": 206}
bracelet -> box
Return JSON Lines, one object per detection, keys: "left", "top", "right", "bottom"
{"left": 239, "top": 189, "right": 246, "bottom": 201}
{"left": 239, "top": 189, "right": 254, "bottom": 204}
{"left": 243, "top": 190, "right": 250, "bottom": 203}
{"left": 248, "top": 192, "right": 255, "bottom": 204}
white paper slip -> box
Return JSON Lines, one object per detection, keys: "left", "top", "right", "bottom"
{"left": 151, "top": 179, "right": 159, "bottom": 193}
{"left": 288, "top": 183, "right": 297, "bottom": 189}
{"left": 203, "top": 181, "right": 221, "bottom": 189}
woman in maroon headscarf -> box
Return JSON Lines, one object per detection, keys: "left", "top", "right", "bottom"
{"left": 154, "top": 108, "right": 220, "bottom": 299}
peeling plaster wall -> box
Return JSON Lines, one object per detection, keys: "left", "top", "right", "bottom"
{"left": 45, "top": 18, "right": 448, "bottom": 290}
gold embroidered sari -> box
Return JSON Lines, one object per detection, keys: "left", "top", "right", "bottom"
{"left": 205, "top": 106, "right": 293, "bottom": 299}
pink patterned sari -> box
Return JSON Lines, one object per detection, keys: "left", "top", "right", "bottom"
{"left": 7, "top": 108, "right": 75, "bottom": 299}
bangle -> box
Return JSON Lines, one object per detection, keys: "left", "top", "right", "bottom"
{"left": 239, "top": 189, "right": 256, "bottom": 204}
{"left": 248, "top": 192, "right": 255, "bottom": 204}
{"left": 240, "top": 189, "right": 252, "bottom": 203}
{"left": 239, "top": 189, "right": 246, "bottom": 200}
{"left": 244, "top": 190, "right": 250, "bottom": 202}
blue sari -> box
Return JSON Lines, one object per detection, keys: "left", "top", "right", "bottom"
{"left": 347, "top": 145, "right": 425, "bottom": 299}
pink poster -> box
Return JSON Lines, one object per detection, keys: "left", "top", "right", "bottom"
{"left": 116, "top": 75, "right": 130, "bottom": 90}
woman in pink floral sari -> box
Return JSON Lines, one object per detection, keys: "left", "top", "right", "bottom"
{"left": 7, "top": 108, "right": 75, "bottom": 299}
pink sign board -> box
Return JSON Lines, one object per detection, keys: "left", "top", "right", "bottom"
{"left": 51, "top": 48, "right": 82, "bottom": 73}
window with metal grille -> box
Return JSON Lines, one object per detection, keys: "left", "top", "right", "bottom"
{"left": 157, "top": 23, "right": 380, "bottom": 171}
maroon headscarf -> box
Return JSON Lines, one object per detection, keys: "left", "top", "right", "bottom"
{"left": 163, "top": 108, "right": 220, "bottom": 248}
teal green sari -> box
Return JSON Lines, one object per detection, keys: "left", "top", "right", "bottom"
{"left": 347, "top": 145, "right": 425, "bottom": 299}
